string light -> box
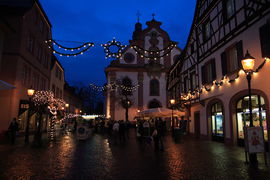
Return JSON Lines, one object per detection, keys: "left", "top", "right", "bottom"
{"left": 90, "top": 83, "right": 140, "bottom": 92}
{"left": 179, "top": 58, "right": 269, "bottom": 102}
{"left": 46, "top": 39, "right": 94, "bottom": 57}
{"left": 101, "top": 38, "right": 127, "bottom": 59}
{"left": 130, "top": 43, "right": 177, "bottom": 60}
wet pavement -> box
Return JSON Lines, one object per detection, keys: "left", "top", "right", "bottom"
{"left": 1, "top": 130, "right": 270, "bottom": 180}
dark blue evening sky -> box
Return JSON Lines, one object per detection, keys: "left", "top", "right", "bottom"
{"left": 40, "top": 0, "right": 196, "bottom": 86}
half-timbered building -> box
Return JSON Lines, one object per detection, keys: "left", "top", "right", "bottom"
{"left": 167, "top": 0, "right": 270, "bottom": 148}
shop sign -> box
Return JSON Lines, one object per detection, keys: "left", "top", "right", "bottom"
{"left": 245, "top": 127, "right": 265, "bottom": 153}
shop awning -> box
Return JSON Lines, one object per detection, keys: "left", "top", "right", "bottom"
{"left": 0, "top": 80, "right": 15, "bottom": 90}
{"left": 137, "top": 108, "right": 185, "bottom": 118}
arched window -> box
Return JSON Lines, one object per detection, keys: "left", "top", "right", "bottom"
{"left": 211, "top": 102, "right": 224, "bottom": 141}
{"left": 236, "top": 95, "right": 267, "bottom": 143}
{"left": 150, "top": 79, "right": 159, "bottom": 96}
{"left": 148, "top": 99, "right": 162, "bottom": 109}
{"left": 122, "top": 77, "right": 132, "bottom": 96}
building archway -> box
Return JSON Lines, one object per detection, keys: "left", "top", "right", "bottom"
{"left": 148, "top": 99, "right": 162, "bottom": 109}
{"left": 206, "top": 98, "right": 225, "bottom": 142}
{"left": 229, "top": 89, "right": 270, "bottom": 149}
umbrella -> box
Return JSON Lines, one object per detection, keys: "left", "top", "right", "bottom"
{"left": 0, "top": 80, "right": 15, "bottom": 90}
{"left": 138, "top": 108, "right": 185, "bottom": 118}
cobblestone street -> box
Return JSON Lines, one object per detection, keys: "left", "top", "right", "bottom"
{"left": 1, "top": 130, "right": 270, "bottom": 180}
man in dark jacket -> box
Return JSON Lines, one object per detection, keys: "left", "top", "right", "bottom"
{"left": 8, "top": 118, "right": 19, "bottom": 144}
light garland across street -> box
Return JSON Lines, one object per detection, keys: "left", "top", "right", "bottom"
{"left": 90, "top": 83, "right": 140, "bottom": 92}
{"left": 46, "top": 39, "right": 94, "bottom": 57}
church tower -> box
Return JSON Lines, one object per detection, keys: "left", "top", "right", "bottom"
{"left": 105, "top": 17, "right": 181, "bottom": 121}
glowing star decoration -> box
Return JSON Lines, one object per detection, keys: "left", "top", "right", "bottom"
{"left": 101, "top": 38, "right": 127, "bottom": 59}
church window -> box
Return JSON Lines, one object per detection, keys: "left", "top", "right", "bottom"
{"left": 148, "top": 99, "right": 162, "bottom": 109}
{"left": 124, "top": 53, "right": 135, "bottom": 63}
{"left": 150, "top": 79, "right": 159, "bottom": 96}
{"left": 122, "top": 77, "right": 132, "bottom": 96}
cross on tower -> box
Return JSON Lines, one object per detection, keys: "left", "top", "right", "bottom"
{"left": 136, "top": 11, "right": 141, "bottom": 22}
{"left": 152, "top": 13, "right": 155, "bottom": 20}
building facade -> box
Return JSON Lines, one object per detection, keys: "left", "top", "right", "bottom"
{"left": 0, "top": 0, "right": 52, "bottom": 135}
{"left": 105, "top": 18, "right": 181, "bottom": 121}
{"left": 167, "top": 0, "right": 270, "bottom": 148}
{"left": 50, "top": 55, "right": 64, "bottom": 99}
{"left": 64, "top": 82, "right": 83, "bottom": 115}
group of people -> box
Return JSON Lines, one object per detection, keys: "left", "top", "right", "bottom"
{"left": 108, "top": 120, "right": 130, "bottom": 144}
{"left": 137, "top": 118, "right": 166, "bottom": 151}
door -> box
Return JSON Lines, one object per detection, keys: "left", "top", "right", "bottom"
{"left": 194, "top": 111, "right": 200, "bottom": 138}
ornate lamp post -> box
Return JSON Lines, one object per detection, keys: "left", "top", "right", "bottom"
{"left": 241, "top": 50, "right": 257, "bottom": 165}
{"left": 170, "top": 99, "right": 176, "bottom": 131}
{"left": 25, "top": 88, "right": 35, "bottom": 144}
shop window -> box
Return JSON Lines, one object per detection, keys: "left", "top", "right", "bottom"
{"left": 211, "top": 103, "right": 224, "bottom": 138}
{"left": 150, "top": 79, "right": 159, "bottom": 96}
{"left": 236, "top": 95, "right": 268, "bottom": 142}
{"left": 201, "top": 59, "right": 216, "bottom": 84}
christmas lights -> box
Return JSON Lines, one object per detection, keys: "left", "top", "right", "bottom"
{"left": 90, "top": 83, "right": 140, "bottom": 92}
{"left": 46, "top": 39, "right": 94, "bottom": 57}
{"left": 101, "top": 38, "right": 127, "bottom": 59}
{"left": 129, "top": 43, "right": 177, "bottom": 60}
{"left": 179, "top": 58, "right": 269, "bottom": 102}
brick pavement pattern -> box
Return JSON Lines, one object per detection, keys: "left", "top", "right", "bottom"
{"left": 0, "top": 130, "right": 270, "bottom": 180}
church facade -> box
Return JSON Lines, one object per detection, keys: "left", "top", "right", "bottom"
{"left": 105, "top": 18, "right": 181, "bottom": 121}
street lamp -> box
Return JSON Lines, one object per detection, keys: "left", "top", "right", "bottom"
{"left": 25, "top": 88, "right": 35, "bottom": 144}
{"left": 241, "top": 50, "right": 257, "bottom": 165}
{"left": 170, "top": 99, "right": 176, "bottom": 132}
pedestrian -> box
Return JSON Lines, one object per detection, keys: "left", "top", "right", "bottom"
{"left": 112, "top": 121, "right": 119, "bottom": 144}
{"left": 157, "top": 118, "right": 165, "bottom": 151}
{"left": 152, "top": 127, "right": 159, "bottom": 151}
{"left": 124, "top": 120, "right": 130, "bottom": 139}
{"left": 8, "top": 118, "right": 19, "bottom": 144}
{"left": 73, "top": 120, "right": 77, "bottom": 133}
{"left": 119, "top": 120, "right": 126, "bottom": 143}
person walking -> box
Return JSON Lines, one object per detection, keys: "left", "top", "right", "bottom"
{"left": 8, "top": 118, "right": 19, "bottom": 144}
{"left": 119, "top": 120, "right": 126, "bottom": 143}
{"left": 112, "top": 121, "right": 119, "bottom": 144}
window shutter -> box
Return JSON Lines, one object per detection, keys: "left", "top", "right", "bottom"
{"left": 236, "top": 40, "right": 243, "bottom": 68}
{"left": 201, "top": 65, "right": 206, "bottom": 84}
{"left": 260, "top": 23, "right": 270, "bottom": 58}
{"left": 221, "top": 52, "right": 227, "bottom": 76}
{"left": 211, "top": 59, "right": 216, "bottom": 81}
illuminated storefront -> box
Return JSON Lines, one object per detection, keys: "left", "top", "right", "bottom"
{"left": 211, "top": 103, "right": 224, "bottom": 142}
{"left": 236, "top": 95, "right": 268, "bottom": 145}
